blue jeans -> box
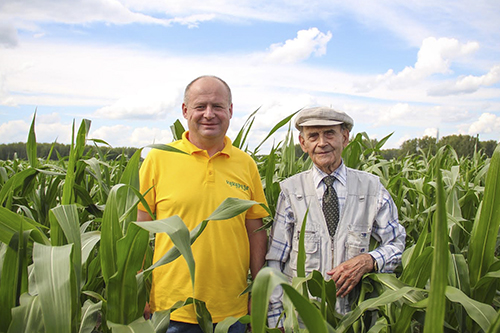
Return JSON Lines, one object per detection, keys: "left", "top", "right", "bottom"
{"left": 166, "top": 320, "right": 246, "bottom": 333}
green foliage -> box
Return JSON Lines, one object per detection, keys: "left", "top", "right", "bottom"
{"left": 0, "top": 110, "right": 499, "bottom": 332}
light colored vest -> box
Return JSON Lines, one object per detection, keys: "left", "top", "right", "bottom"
{"left": 279, "top": 167, "right": 380, "bottom": 313}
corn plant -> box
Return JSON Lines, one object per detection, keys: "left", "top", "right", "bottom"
{"left": 0, "top": 116, "right": 268, "bottom": 333}
{"left": 1, "top": 110, "right": 499, "bottom": 332}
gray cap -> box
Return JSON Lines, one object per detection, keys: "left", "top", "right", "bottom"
{"left": 295, "top": 106, "right": 354, "bottom": 131}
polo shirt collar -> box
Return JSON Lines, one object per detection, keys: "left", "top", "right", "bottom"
{"left": 181, "top": 131, "right": 232, "bottom": 157}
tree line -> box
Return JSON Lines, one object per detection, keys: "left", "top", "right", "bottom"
{"left": 1, "top": 134, "right": 497, "bottom": 162}
{"left": 0, "top": 142, "right": 139, "bottom": 161}
{"left": 293, "top": 134, "right": 498, "bottom": 160}
{"left": 381, "top": 134, "right": 498, "bottom": 159}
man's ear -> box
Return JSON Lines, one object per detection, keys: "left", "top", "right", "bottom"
{"left": 342, "top": 129, "right": 350, "bottom": 148}
{"left": 182, "top": 103, "right": 188, "bottom": 119}
{"left": 298, "top": 134, "right": 307, "bottom": 153}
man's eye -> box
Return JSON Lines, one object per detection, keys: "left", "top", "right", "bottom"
{"left": 325, "top": 131, "right": 335, "bottom": 138}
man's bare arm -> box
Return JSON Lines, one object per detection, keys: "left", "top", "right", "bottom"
{"left": 137, "top": 209, "right": 153, "bottom": 222}
{"left": 245, "top": 218, "right": 267, "bottom": 280}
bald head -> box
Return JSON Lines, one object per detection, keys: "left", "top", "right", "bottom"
{"left": 184, "top": 75, "right": 232, "bottom": 105}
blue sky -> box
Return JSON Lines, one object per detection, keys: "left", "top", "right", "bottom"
{"left": 1, "top": 0, "right": 499, "bottom": 154}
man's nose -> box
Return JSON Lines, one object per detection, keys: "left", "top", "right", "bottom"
{"left": 203, "top": 106, "right": 215, "bottom": 119}
{"left": 318, "top": 134, "right": 327, "bottom": 145}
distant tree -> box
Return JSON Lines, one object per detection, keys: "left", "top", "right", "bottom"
{"left": 479, "top": 140, "right": 498, "bottom": 157}
{"left": 418, "top": 136, "right": 438, "bottom": 155}
{"left": 438, "top": 134, "right": 478, "bottom": 158}
{"left": 400, "top": 138, "right": 419, "bottom": 157}
{"left": 380, "top": 149, "right": 400, "bottom": 160}
{"left": 0, "top": 142, "right": 138, "bottom": 161}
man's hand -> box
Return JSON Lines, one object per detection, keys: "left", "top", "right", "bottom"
{"left": 143, "top": 301, "right": 151, "bottom": 320}
{"left": 326, "top": 253, "right": 374, "bottom": 297}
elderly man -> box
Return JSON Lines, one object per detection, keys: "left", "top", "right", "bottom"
{"left": 266, "top": 106, "right": 406, "bottom": 327}
{"left": 138, "top": 75, "right": 268, "bottom": 333}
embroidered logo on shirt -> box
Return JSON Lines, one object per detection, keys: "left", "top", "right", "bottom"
{"left": 226, "top": 180, "right": 249, "bottom": 191}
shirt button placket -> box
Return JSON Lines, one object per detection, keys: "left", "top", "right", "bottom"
{"left": 207, "top": 159, "right": 215, "bottom": 183}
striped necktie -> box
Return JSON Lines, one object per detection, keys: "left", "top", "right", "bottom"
{"left": 322, "top": 175, "right": 340, "bottom": 237}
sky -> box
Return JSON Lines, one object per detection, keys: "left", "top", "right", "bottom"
{"left": 1, "top": 0, "right": 499, "bottom": 155}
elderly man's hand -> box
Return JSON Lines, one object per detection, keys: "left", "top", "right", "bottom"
{"left": 326, "top": 253, "right": 374, "bottom": 298}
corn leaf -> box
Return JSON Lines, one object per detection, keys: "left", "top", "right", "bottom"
{"left": 445, "top": 286, "right": 497, "bottom": 332}
{"left": 135, "top": 215, "right": 194, "bottom": 286}
{"left": 337, "top": 286, "right": 416, "bottom": 333}
{"left": 108, "top": 316, "right": 155, "bottom": 333}
{"left": 0, "top": 231, "right": 30, "bottom": 332}
{"left": 469, "top": 144, "right": 500, "bottom": 290}
{"left": 306, "top": 270, "right": 337, "bottom": 326}
{"left": 148, "top": 143, "right": 189, "bottom": 155}
{"left": 250, "top": 267, "right": 289, "bottom": 333}
{"left": 400, "top": 246, "right": 433, "bottom": 288}
{"left": 34, "top": 243, "right": 75, "bottom": 333}
{"left": 107, "top": 222, "right": 149, "bottom": 324}
{"left": 0, "top": 168, "right": 38, "bottom": 207}
{"left": 7, "top": 293, "right": 43, "bottom": 333}
{"left": 297, "top": 210, "right": 309, "bottom": 296}
{"left": 205, "top": 198, "right": 271, "bottom": 222}
{"left": 61, "top": 119, "right": 91, "bottom": 206}
{"left": 233, "top": 108, "right": 258, "bottom": 149}
{"left": 81, "top": 231, "right": 101, "bottom": 264}
{"left": 449, "top": 253, "right": 470, "bottom": 296}
{"left": 27, "top": 111, "right": 38, "bottom": 168}
{"left": 101, "top": 184, "right": 126, "bottom": 284}
{"left": 50, "top": 205, "right": 82, "bottom": 289}
{"left": 194, "top": 299, "right": 213, "bottom": 333}
{"left": 151, "top": 298, "right": 195, "bottom": 332}
{"left": 423, "top": 165, "right": 449, "bottom": 333}
{"left": 487, "top": 311, "right": 500, "bottom": 333}
{"left": 118, "top": 149, "right": 143, "bottom": 233}
{"left": 254, "top": 110, "right": 300, "bottom": 153}
{"left": 79, "top": 300, "right": 102, "bottom": 333}
{"left": 281, "top": 284, "right": 329, "bottom": 333}
{"left": 170, "top": 119, "right": 185, "bottom": 141}
{"left": 214, "top": 315, "right": 250, "bottom": 333}
{"left": 0, "top": 206, "right": 49, "bottom": 245}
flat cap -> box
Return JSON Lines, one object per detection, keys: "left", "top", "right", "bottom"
{"left": 295, "top": 106, "right": 354, "bottom": 131}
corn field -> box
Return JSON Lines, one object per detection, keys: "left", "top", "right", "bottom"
{"left": 0, "top": 112, "right": 499, "bottom": 333}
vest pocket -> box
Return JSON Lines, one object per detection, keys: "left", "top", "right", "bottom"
{"left": 345, "top": 226, "right": 370, "bottom": 259}
{"left": 290, "top": 231, "right": 321, "bottom": 274}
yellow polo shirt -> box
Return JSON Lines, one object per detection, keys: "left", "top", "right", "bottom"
{"left": 138, "top": 132, "right": 268, "bottom": 323}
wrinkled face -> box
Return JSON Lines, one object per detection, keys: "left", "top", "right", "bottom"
{"left": 299, "top": 125, "right": 349, "bottom": 174}
{"left": 182, "top": 77, "right": 233, "bottom": 148}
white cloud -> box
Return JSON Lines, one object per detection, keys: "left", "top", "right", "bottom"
{"left": 0, "top": 0, "right": 170, "bottom": 29}
{"left": 130, "top": 126, "right": 173, "bottom": 147}
{"left": 373, "top": 103, "right": 415, "bottom": 127}
{"left": 428, "top": 65, "right": 500, "bottom": 96}
{"left": 37, "top": 112, "right": 61, "bottom": 124}
{"left": 0, "top": 21, "right": 18, "bottom": 48}
{"left": 90, "top": 124, "right": 173, "bottom": 148}
{"left": 0, "top": 120, "right": 30, "bottom": 142}
{"left": 423, "top": 127, "right": 438, "bottom": 138}
{"left": 467, "top": 113, "right": 500, "bottom": 136}
{"left": 355, "top": 37, "right": 480, "bottom": 92}
{"left": 93, "top": 87, "right": 182, "bottom": 120}
{"left": 168, "top": 14, "right": 216, "bottom": 28}
{"left": 0, "top": 117, "right": 74, "bottom": 143}
{"left": 265, "top": 28, "right": 332, "bottom": 64}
